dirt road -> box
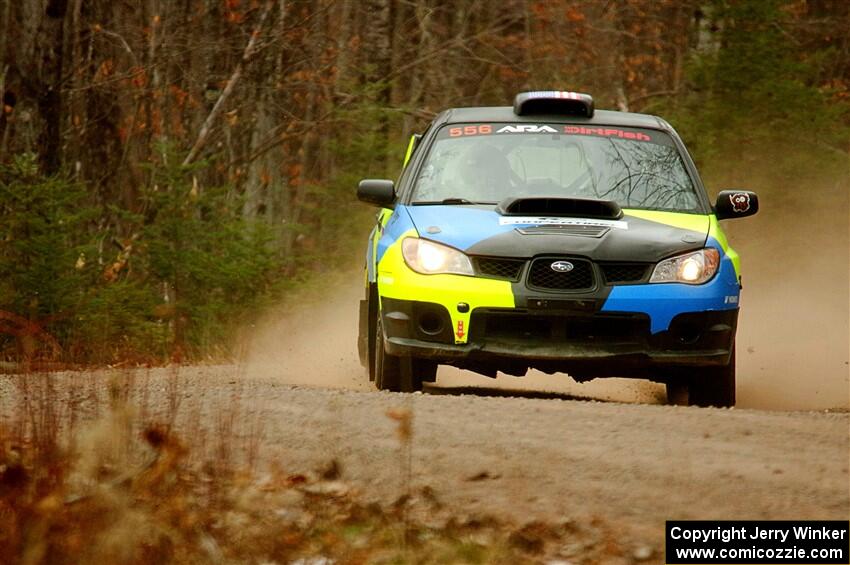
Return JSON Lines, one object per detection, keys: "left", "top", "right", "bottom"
{"left": 197, "top": 367, "right": 850, "bottom": 528}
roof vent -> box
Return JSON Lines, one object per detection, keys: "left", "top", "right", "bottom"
{"left": 513, "top": 91, "right": 594, "bottom": 118}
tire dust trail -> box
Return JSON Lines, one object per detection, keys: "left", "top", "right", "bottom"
{"left": 244, "top": 281, "right": 371, "bottom": 391}
{"left": 729, "top": 176, "right": 849, "bottom": 411}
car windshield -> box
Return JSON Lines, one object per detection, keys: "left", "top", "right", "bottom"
{"left": 410, "top": 123, "right": 702, "bottom": 213}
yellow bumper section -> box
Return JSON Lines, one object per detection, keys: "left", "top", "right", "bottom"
{"left": 377, "top": 233, "right": 514, "bottom": 344}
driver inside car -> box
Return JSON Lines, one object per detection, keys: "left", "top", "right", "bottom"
{"left": 457, "top": 143, "right": 520, "bottom": 202}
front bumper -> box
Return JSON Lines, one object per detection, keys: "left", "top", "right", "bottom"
{"left": 373, "top": 236, "right": 741, "bottom": 377}
{"left": 379, "top": 297, "right": 737, "bottom": 377}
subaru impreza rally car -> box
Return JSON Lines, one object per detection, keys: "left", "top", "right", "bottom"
{"left": 356, "top": 91, "right": 758, "bottom": 406}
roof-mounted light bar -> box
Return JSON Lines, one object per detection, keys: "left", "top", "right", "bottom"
{"left": 513, "top": 91, "right": 594, "bottom": 118}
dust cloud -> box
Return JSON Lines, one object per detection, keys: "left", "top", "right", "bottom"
{"left": 730, "top": 174, "right": 849, "bottom": 410}
{"left": 243, "top": 280, "right": 372, "bottom": 392}
{"left": 243, "top": 176, "right": 849, "bottom": 411}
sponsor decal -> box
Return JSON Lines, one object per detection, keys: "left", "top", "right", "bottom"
{"left": 499, "top": 216, "right": 628, "bottom": 230}
{"left": 444, "top": 123, "right": 657, "bottom": 141}
{"left": 448, "top": 124, "right": 493, "bottom": 137}
{"left": 550, "top": 261, "right": 574, "bottom": 273}
{"left": 729, "top": 192, "right": 751, "bottom": 213}
{"left": 564, "top": 125, "right": 652, "bottom": 142}
{"left": 495, "top": 124, "right": 559, "bottom": 134}
{"left": 456, "top": 320, "right": 465, "bottom": 339}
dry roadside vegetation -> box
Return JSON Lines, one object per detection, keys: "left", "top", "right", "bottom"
{"left": 0, "top": 370, "right": 644, "bottom": 565}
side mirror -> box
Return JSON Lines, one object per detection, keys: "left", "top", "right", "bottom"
{"left": 357, "top": 179, "right": 395, "bottom": 208}
{"left": 715, "top": 190, "right": 759, "bottom": 220}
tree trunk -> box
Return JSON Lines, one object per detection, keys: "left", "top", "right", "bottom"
{"left": 36, "top": 0, "right": 69, "bottom": 174}
{"left": 183, "top": 0, "right": 274, "bottom": 166}
{"left": 362, "top": 0, "right": 392, "bottom": 172}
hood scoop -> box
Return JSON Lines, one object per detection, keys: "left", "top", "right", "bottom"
{"left": 498, "top": 197, "right": 623, "bottom": 220}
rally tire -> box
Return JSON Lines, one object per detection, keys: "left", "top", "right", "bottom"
{"left": 690, "top": 348, "right": 736, "bottom": 408}
{"left": 413, "top": 358, "right": 438, "bottom": 383}
{"left": 374, "top": 314, "right": 428, "bottom": 392}
{"left": 398, "top": 357, "right": 422, "bottom": 393}
{"left": 400, "top": 359, "right": 434, "bottom": 392}
{"left": 374, "top": 315, "right": 402, "bottom": 391}
{"left": 367, "top": 284, "right": 378, "bottom": 382}
{"left": 665, "top": 348, "right": 736, "bottom": 408}
{"left": 665, "top": 381, "right": 690, "bottom": 406}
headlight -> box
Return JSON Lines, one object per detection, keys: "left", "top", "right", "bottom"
{"left": 650, "top": 248, "right": 720, "bottom": 285}
{"left": 401, "top": 238, "right": 474, "bottom": 276}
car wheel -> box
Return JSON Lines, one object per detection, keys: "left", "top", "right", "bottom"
{"left": 413, "top": 358, "right": 438, "bottom": 383}
{"left": 665, "top": 380, "right": 690, "bottom": 406}
{"left": 664, "top": 348, "right": 736, "bottom": 408}
{"left": 374, "top": 314, "right": 428, "bottom": 393}
{"left": 374, "top": 314, "right": 402, "bottom": 391}
{"left": 690, "top": 347, "right": 736, "bottom": 408}
{"left": 398, "top": 359, "right": 427, "bottom": 393}
{"left": 401, "top": 358, "right": 435, "bottom": 392}
{"left": 367, "top": 285, "right": 378, "bottom": 382}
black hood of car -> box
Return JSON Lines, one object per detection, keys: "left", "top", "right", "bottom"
{"left": 403, "top": 202, "right": 709, "bottom": 262}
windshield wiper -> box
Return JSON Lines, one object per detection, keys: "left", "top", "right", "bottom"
{"left": 412, "top": 198, "right": 495, "bottom": 205}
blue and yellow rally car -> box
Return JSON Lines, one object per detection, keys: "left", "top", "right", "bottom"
{"left": 357, "top": 91, "right": 758, "bottom": 407}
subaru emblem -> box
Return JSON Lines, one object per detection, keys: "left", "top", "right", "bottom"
{"left": 550, "top": 261, "right": 574, "bottom": 272}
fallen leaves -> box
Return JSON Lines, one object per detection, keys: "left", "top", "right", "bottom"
{"left": 465, "top": 470, "right": 501, "bottom": 482}
{"left": 385, "top": 408, "right": 412, "bottom": 442}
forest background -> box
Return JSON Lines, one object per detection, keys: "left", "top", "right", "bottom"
{"left": 1, "top": 0, "right": 848, "bottom": 364}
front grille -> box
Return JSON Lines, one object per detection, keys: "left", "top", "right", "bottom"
{"left": 475, "top": 257, "right": 525, "bottom": 281}
{"left": 516, "top": 225, "right": 609, "bottom": 238}
{"left": 600, "top": 263, "right": 650, "bottom": 284}
{"left": 527, "top": 258, "right": 594, "bottom": 291}
{"left": 469, "top": 310, "right": 649, "bottom": 345}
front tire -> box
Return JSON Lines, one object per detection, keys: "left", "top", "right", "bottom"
{"left": 665, "top": 348, "right": 736, "bottom": 408}
{"left": 366, "top": 285, "right": 378, "bottom": 382}
{"left": 374, "top": 315, "right": 402, "bottom": 391}
{"left": 690, "top": 348, "right": 736, "bottom": 407}
{"left": 665, "top": 381, "right": 690, "bottom": 406}
{"left": 373, "top": 314, "right": 430, "bottom": 392}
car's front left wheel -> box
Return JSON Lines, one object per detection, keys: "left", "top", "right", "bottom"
{"left": 690, "top": 348, "right": 736, "bottom": 407}
{"left": 664, "top": 347, "right": 736, "bottom": 408}
{"left": 373, "top": 315, "right": 431, "bottom": 393}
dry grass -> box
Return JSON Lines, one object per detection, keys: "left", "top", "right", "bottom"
{"left": 0, "top": 369, "right": 633, "bottom": 564}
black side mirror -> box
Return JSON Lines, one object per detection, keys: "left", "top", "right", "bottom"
{"left": 357, "top": 179, "right": 395, "bottom": 208}
{"left": 715, "top": 190, "right": 759, "bottom": 220}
